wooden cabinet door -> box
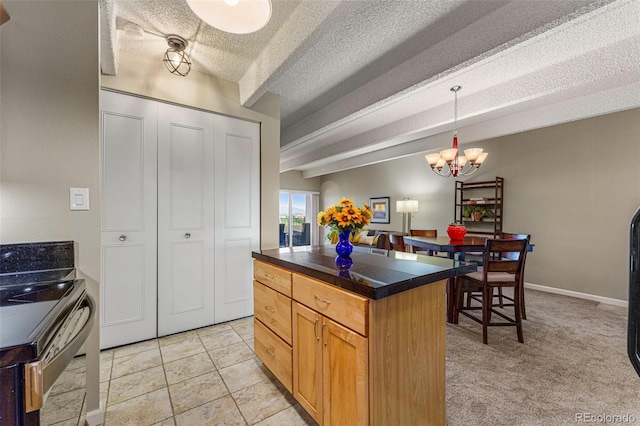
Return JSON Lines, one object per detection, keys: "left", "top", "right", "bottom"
{"left": 323, "top": 318, "right": 368, "bottom": 426}
{"left": 292, "top": 302, "right": 323, "bottom": 424}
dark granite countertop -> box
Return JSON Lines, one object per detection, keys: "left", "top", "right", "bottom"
{"left": 252, "top": 246, "right": 477, "bottom": 300}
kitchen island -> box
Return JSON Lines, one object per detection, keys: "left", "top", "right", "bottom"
{"left": 251, "top": 246, "right": 476, "bottom": 426}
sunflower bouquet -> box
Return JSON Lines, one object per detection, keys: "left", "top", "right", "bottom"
{"left": 317, "top": 197, "right": 373, "bottom": 235}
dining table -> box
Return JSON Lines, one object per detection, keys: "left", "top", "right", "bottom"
{"left": 403, "top": 235, "right": 535, "bottom": 323}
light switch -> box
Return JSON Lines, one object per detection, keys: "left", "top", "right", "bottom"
{"left": 70, "top": 188, "right": 90, "bottom": 211}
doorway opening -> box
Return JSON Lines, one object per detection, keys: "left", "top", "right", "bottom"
{"left": 279, "top": 191, "right": 319, "bottom": 248}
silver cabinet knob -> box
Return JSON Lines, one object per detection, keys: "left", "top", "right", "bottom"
{"left": 185, "top": 233, "right": 191, "bottom": 239}
{"left": 119, "top": 235, "right": 127, "bottom": 242}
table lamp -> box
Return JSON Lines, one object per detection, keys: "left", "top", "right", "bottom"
{"left": 396, "top": 198, "right": 419, "bottom": 235}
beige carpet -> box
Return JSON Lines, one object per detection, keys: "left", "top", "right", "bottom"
{"left": 445, "top": 288, "right": 640, "bottom": 425}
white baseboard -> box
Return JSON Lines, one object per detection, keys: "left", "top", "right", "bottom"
{"left": 85, "top": 403, "right": 104, "bottom": 426}
{"left": 525, "top": 282, "right": 628, "bottom": 308}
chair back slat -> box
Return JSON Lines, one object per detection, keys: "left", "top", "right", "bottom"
{"left": 409, "top": 229, "right": 437, "bottom": 237}
{"left": 483, "top": 239, "right": 527, "bottom": 275}
{"left": 499, "top": 233, "right": 530, "bottom": 260}
{"left": 488, "top": 261, "right": 520, "bottom": 273}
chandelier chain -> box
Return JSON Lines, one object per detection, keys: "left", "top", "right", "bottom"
{"left": 454, "top": 89, "right": 458, "bottom": 135}
{"left": 451, "top": 85, "right": 461, "bottom": 136}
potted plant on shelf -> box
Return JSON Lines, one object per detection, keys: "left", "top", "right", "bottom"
{"left": 463, "top": 205, "right": 492, "bottom": 222}
{"left": 447, "top": 222, "right": 467, "bottom": 241}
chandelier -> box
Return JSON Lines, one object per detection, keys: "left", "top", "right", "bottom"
{"left": 425, "top": 86, "right": 487, "bottom": 177}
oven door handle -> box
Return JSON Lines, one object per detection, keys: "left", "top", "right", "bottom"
{"left": 24, "top": 361, "right": 43, "bottom": 413}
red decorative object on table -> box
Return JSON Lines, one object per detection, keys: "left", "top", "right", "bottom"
{"left": 447, "top": 223, "right": 467, "bottom": 241}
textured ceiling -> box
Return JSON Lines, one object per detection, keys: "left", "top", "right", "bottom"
{"left": 101, "top": 0, "right": 640, "bottom": 177}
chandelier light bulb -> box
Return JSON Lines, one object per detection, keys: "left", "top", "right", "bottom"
{"left": 163, "top": 35, "right": 191, "bottom": 77}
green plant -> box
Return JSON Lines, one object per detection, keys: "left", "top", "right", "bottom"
{"left": 462, "top": 205, "right": 493, "bottom": 218}
{"left": 326, "top": 227, "right": 340, "bottom": 241}
{"left": 449, "top": 221, "right": 464, "bottom": 227}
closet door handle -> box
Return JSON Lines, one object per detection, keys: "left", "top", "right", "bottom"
{"left": 184, "top": 233, "right": 191, "bottom": 239}
{"left": 119, "top": 235, "right": 127, "bottom": 242}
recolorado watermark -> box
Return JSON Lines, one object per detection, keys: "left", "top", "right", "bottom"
{"left": 575, "top": 413, "right": 637, "bottom": 423}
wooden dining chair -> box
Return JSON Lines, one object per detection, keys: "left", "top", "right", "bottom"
{"left": 409, "top": 229, "right": 437, "bottom": 253}
{"left": 409, "top": 229, "right": 447, "bottom": 257}
{"left": 462, "top": 232, "right": 531, "bottom": 320}
{"left": 389, "top": 234, "right": 407, "bottom": 252}
{"left": 453, "top": 238, "right": 528, "bottom": 344}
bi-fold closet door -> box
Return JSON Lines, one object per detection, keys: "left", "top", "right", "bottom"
{"left": 101, "top": 91, "right": 158, "bottom": 349}
{"left": 100, "top": 91, "right": 260, "bottom": 349}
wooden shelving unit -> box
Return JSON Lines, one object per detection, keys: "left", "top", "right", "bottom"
{"left": 454, "top": 177, "right": 504, "bottom": 237}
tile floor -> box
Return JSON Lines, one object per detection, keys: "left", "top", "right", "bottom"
{"left": 41, "top": 316, "right": 316, "bottom": 426}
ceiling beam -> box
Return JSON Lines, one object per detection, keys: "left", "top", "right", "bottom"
{"left": 281, "top": 0, "right": 640, "bottom": 176}
{"left": 99, "top": 0, "right": 118, "bottom": 76}
{"left": 238, "top": 1, "right": 343, "bottom": 108}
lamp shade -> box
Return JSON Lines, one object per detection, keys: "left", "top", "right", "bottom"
{"left": 186, "top": 0, "right": 272, "bottom": 34}
{"left": 0, "top": 1, "right": 10, "bottom": 26}
{"left": 396, "top": 199, "right": 419, "bottom": 213}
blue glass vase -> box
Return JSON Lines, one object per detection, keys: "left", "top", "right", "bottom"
{"left": 335, "top": 229, "right": 353, "bottom": 257}
{"left": 334, "top": 254, "right": 353, "bottom": 271}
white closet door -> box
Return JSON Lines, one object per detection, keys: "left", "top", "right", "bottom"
{"left": 100, "top": 91, "right": 158, "bottom": 349}
{"left": 157, "top": 103, "right": 215, "bottom": 336}
{"left": 214, "top": 115, "right": 260, "bottom": 323}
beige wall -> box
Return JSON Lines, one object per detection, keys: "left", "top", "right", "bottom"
{"left": 0, "top": 0, "right": 101, "bottom": 415}
{"left": 320, "top": 109, "right": 640, "bottom": 301}
{"left": 280, "top": 170, "right": 322, "bottom": 192}
{"left": 101, "top": 51, "right": 281, "bottom": 249}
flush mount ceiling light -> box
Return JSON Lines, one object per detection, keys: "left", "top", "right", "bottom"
{"left": 163, "top": 35, "right": 192, "bottom": 77}
{"left": 186, "top": 0, "right": 272, "bottom": 34}
{"left": 425, "top": 86, "right": 488, "bottom": 178}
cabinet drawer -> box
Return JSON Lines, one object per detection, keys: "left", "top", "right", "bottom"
{"left": 254, "top": 318, "right": 292, "bottom": 393}
{"left": 293, "top": 274, "right": 368, "bottom": 336}
{"left": 254, "top": 280, "right": 292, "bottom": 345}
{"left": 254, "top": 261, "right": 292, "bottom": 297}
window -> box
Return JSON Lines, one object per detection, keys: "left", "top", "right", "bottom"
{"left": 279, "top": 191, "right": 319, "bottom": 248}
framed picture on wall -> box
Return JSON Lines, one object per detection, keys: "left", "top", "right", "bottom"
{"left": 369, "top": 196, "right": 390, "bottom": 224}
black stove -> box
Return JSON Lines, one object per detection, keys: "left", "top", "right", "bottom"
{"left": 1, "top": 278, "right": 75, "bottom": 305}
{"left": 0, "top": 241, "right": 95, "bottom": 426}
